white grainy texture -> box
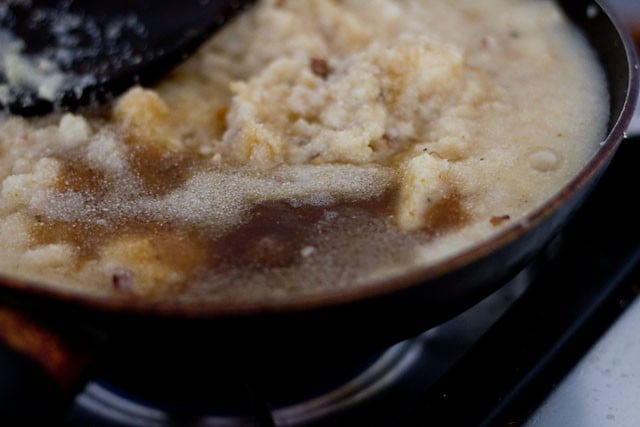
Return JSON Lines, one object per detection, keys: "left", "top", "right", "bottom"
{"left": 0, "top": 0, "right": 609, "bottom": 301}
{"left": 58, "top": 114, "right": 92, "bottom": 148}
{"left": 397, "top": 153, "right": 450, "bottom": 231}
{"left": 1, "top": 157, "right": 61, "bottom": 211}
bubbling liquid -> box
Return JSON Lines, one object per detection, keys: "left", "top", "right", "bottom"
{"left": 0, "top": 0, "right": 608, "bottom": 302}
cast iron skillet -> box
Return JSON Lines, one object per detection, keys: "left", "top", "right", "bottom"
{"left": 0, "top": 0, "right": 637, "bottom": 423}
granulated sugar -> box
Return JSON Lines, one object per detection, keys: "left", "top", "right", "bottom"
{"left": 0, "top": 0, "right": 608, "bottom": 302}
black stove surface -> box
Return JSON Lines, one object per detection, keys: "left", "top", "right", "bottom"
{"left": 410, "top": 138, "right": 640, "bottom": 427}
{"left": 64, "top": 138, "right": 640, "bottom": 427}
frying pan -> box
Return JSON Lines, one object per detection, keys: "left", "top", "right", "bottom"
{"left": 0, "top": 0, "right": 637, "bottom": 423}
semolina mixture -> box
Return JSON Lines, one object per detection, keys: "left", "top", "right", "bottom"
{"left": 0, "top": 0, "right": 608, "bottom": 302}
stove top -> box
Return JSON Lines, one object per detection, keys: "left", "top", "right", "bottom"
{"left": 62, "top": 33, "right": 640, "bottom": 421}
{"left": 5, "top": 2, "right": 639, "bottom": 424}
{"left": 60, "top": 131, "right": 640, "bottom": 426}
{"left": 412, "top": 139, "right": 640, "bottom": 427}
{"left": 67, "top": 260, "right": 532, "bottom": 427}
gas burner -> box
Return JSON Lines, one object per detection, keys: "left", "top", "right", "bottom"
{"left": 70, "top": 340, "right": 418, "bottom": 427}
{"left": 63, "top": 135, "right": 640, "bottom": 426}
{"left": 67, "top": 271, "right": 531, "bottom": 427}
{"left": 68, "top": 340, "right": 420, "bottom": 427}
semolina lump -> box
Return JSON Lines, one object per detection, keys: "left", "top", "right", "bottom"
{"left": 0, "top": 0, "right": 608, "bottom": 302}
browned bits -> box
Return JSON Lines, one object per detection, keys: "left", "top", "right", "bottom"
{"left": 310, "top": 57, "right": 331, "bottom": 79}
{"left": 215, "top": 105, "right": 229, "bottom": 129}
{"left": 490, "top": 215, "right": 511, "bottom": 227}
{"left": 112, "top": 270, "right": 134, "bottom": 292}
{"left": 427, "top": 150, "right": 444, "bottom": 160}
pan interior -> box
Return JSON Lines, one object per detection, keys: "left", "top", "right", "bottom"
{"left": 0, "top": 0, "right": 632, "bottom": 314}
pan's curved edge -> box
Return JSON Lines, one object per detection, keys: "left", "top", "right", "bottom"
{"left": 0, "top": 0, "right": 637, "bottom": 325}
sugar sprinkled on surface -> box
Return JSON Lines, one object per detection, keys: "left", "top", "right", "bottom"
{"left": 32, "top": 162, "right": 394, "bottom": 234}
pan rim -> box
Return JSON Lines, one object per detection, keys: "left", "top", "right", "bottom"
{"left": 0, "top": 0, "right": 637, "bottom": 318}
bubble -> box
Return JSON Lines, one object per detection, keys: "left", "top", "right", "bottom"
{"left": 528, "top": 148, "right": 562, "bottom": 172}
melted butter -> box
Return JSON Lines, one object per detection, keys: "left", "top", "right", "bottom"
{"left": 31, "top": 161, "right": 464, "bottom": 292}
{"left": 22, "top": 112, "right": 476, "bottom": 295}
{"left": 31, "top": 138, "right": 473, "bottom": 292}
{"left": 0, "top": 0, "right": 609, "bottom": 301}
{"left": 26, "top": 81, "right": 466, "bottom": 294}
{"left": 128, "top": 145, "right": 199, "bottom": 197}
{"left": 35, "top": 149, "right": 204, "bottom": 261}
{"left": 208, "top": 191, "right": 396, "bottom": 270}
{"left": 421, "top": 192, "right": 469, "bottom": 235}
{"left": 55, "top": 157, "right": 107, "bottom": 196}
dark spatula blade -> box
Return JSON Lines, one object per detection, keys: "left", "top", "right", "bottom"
{"left": 0, "top": 0, "right": 255, "bottom": 116}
